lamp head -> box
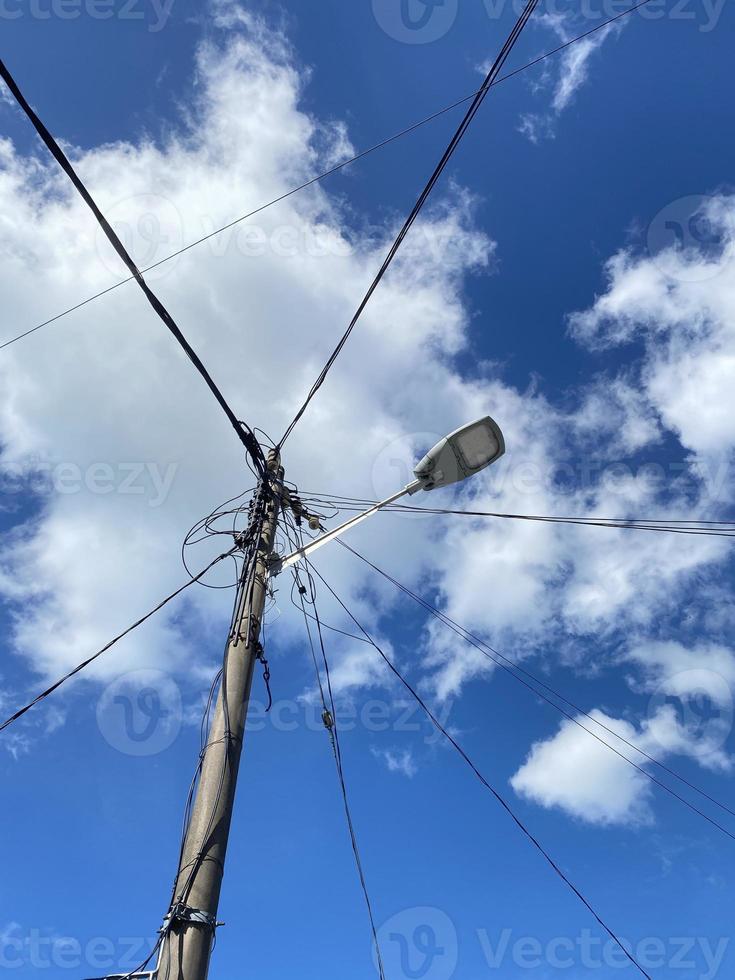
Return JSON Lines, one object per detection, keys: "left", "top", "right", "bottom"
{"left": 410, "top": 416, "right": 505, "bottom": 493}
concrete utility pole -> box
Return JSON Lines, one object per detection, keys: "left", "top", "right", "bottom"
{"left": 157, "top": 452, "right": 283, "bottom": 980}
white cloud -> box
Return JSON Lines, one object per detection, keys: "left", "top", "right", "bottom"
{"left": 371, "top": 746, "right": 418, "bottom": 778}
{"left": 319, "top": 639, "right": 396, "bottom": 697}
{"left": 0, "top": 12, "right": 497, "bottom": 699}
{"left": 2, "top": 732, "right": 31, "bottom": 761}
{"left": 420, "top": 408, "right": 729, "bottom": 699}
{"left": 573, "top": 376, "right": 662, "bottom": 454}
{"left": 511, "top": 709, "right": 655, "bottom": 826}
{"left": 623, "top": 640, "right": 735, "bottom": 772}
{"left": 510, "top": 639, "right": 735, "bottom": 824}
{"left": 517, "top": 13, "right": 623, "bottom": 141}
{"left": 516, "top": 113, "right": 554, "bottom": 145}
{"left": 509, "top": 699, "right": 733, "bottom": 826}
{"left": 569, "top": 194, "right": 735, "bottom": 466}
{"left": 625, "top": 639, "right": 735, "bottom": 696}
{"left": 0, "top": 5, "right": 733, "bottom": 833}
{"left": 550, "top": 24, "right": 617, "bottom": 113}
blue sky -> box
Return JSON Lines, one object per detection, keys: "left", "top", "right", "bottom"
{"left": 2, "top": 1, "right": 735, "bottom": 979}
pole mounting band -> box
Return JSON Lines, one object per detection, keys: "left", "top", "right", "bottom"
{"left": 160, "top": 903, "right": 220, "bottom": 934}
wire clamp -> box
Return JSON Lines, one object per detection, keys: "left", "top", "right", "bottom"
{"left": 233, "top": 529, "right": 251, "bottom": 551}
{"left": 268, "top": 555, "right": 284, "bottom": 577}
{"left": 322, "top": 708, "right": 334, "bottom": 730}
{"left": 159, "top": 903, "right": 220, "bottom": 935}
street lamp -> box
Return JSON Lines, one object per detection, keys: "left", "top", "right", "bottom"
{"left": 276, "top": 416, "right": 505, "bottom": 573}
{"left": 411, "top": 416, "right": 505, "bottom": 493}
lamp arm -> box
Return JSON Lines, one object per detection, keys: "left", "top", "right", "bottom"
{"left": 274, "top": 480, "right": 422, "bottom": 574}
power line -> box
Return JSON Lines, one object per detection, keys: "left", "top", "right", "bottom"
{"left": 0, "top": 58, "right": 266, "bottom": 477}
{"left": 300, "top": 496, "right": 735, "bottom": 539}
{"left": 307, "top": 559, "right": 653, "bottom": 980}
{"left": 390, "top": 508, "right": 735, "bottom": 537}
{"left": 277, "top": 0, "right": 542, "bottom": 449}
{"left": 337, "top": 538, "right": 735, "bottom": 836}
{"left": 290, "top": 540, "right": 386, "bottom": 980}
{"left": 0, "top": 547, "right": 236, "bottom": 734}
{"left": 0, "top": 0, "right": 655, "bottom": 356}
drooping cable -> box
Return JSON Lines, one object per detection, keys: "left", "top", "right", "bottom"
{"left": 0, "top": 0, "right": 656, "bottom": 355}
{"left": 288, "top": 518, "right": 386, "bottom": 980}
{"left": 170, "top": 480, "right": 271, "bottom": 912}
{"left": 277, "top": 0, "right": 541, "bottom": 448}
{"left": 151, "top": 481, "right": 271, "bottom": 980}
{"left": 0, "top": 57, "right": 266, "bottom": 477}
{"left": 337, "top": 539, "right": 735, "bottom": 836}
{"left": 308, "top": 561, "right": 653, "bottom": 980}
{"left": 0, "top": 548, "right": 237, "bottom": 734}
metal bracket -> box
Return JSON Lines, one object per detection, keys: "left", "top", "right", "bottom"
{"left": 159, "top": 903, "right": 220, "bottom": 935}
{"left": 269, "top": 555, "right": 284, "bottom": 577}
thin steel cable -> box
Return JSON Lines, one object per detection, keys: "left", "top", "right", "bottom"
{"left": 300, "top": 495, "right": 735, "bottom": 538}
{"left": 0, "top": 0, "right": 655, "bottom": 355}
{"left": 289, "top": 519, "right": 387, "bottom": 980}
{"left": 387, "top": 507, "right": 735, "bottom": 537}
{"left": 337, "top": 539, "right": 735, "bottom": 835}
{"left": 0, "top": 57, "right": 266, "bottom": 476}
{"left": 278, "top": 0, "right": 541, "bottom": 448}
{"left": 0, "top": 548, "right": 236, "bottom": 733}
{"left": 308, "top": 561, "right": 653, "bottom": 980}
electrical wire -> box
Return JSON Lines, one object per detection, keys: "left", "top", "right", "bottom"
{"left": 337, "top": 538, "right": 735, "bottom": 836}
{"left": 277, "top": 0, "right": 541, "bottom": 449}
{"left": 288, "top": 517, "right": 386, "bottom": 980}
{"left": 0, "top": 57, "right": 266, "bottom": 478}
{"left": 172, "top": 483, "right": 269, "bottom": 903}
{"left": 62, "top": 512, "right": 259, "bottom": 980}
{"left": 0, "top": 547, "right": 237, "bottom": 734}
{"left": 151, "top": 479, "right": 273, "bottom": 980}
{"left": 300, "top": 494, "right": 735, "bottom": 539}
{"left": 307, "top": 560, "right": 653, "bottom": 980}
{"left": 0, "top": 0, "right": 656, "bottom": 356}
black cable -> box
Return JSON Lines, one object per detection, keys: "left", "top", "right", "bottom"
{"left": 337, "top": 539, "right": 735, "bottom": 837}
{"left": 173, "top": 483, "right": 270, "bottom": 906}
{"left": 0, "top": 0, "right": 656, "bottom": 356}
{"left": 277, "top": 0, "right": 541, "bottom": 449}
{"left": 0, "top": 57, "right": 266, "bottom": 477}
{"left": 0, "top": 548, "right": 236, "bottom": 734}
{"left": 308, "top": 561, "right": 653, "bottom": 980}
{"left": 301, "top": 494, "right": 735, "bottom": 539}
{"left": 288, "top": 525, "right": 386, "bottom": 980}
{"left": 387, "top": 507, "right": 735, "bottom": 538}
